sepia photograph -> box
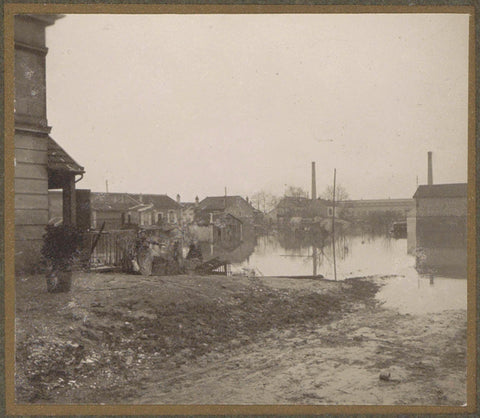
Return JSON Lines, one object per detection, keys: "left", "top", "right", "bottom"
{"left": 6, "top": 5, "right": 474, "bottom": 413}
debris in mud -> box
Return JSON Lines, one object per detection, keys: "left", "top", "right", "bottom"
{"left": 379, "top": 371, "right": 391, "bottom": 381}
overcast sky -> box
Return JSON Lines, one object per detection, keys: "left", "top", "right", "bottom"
{"left": 45, "top": 13, "right": 469, "bottom": 202}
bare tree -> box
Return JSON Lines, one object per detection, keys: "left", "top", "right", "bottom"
{"left": 284, "top": 186, "right": 308, "bottom": 198}
{"left": 250, "top": 191, "right": 280, "bottom": 213}
{"left": 320, "top": 184, "right": 350, "bottom": 201}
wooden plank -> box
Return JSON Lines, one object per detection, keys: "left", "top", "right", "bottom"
{"left": 15, "top": 193, "right": 48, "bottom": 210}
{"left": 15, "top": 224, "right": 46, "bottom": 241}
{"left": 15, "top": 132, "right": 47, "bottom": 151}
{"left": 15, "top": 162, "right": 48, "bottom": 180}
{"left": 15, "top": 148, "right": 47, "bottom": 165}
{"left": 15, "top": 178, "right": 48, "bottom": 194}
{"left": 15, "top": 208, "right": 49, "bottom": 225}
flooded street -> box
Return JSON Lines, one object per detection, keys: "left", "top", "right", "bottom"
{"left": 233, "top": 233, "right": 467, "bottom": 315}
{"left": 16, "top": 235, "right": 468, "bottom": 405}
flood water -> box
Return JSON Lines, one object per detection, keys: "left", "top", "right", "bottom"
{"left": 231, "top": 233, "right": 467, "bottom": 315}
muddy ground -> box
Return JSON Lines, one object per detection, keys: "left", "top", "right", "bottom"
{"left": 15, "top": 271, "right": 466, "bottom": 405}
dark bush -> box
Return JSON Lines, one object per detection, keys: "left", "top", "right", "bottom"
{"left": 41, "top": 224, "right": 82, "bottom": 269}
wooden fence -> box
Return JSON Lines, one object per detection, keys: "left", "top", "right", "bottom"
{"left": 81, "top": 229, "right": 137, "bottom": 267}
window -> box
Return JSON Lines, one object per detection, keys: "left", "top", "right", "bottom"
{"left": 168, "top": 211, "right": 176, "bottom": 223}
{"left": 328, "top": 207, "right": 333, "bottom": 217}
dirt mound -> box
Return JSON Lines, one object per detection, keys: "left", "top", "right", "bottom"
{"left": 15, "top": 273, "right": 380, "bottom": 403}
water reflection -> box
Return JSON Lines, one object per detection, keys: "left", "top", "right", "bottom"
{"left": 197, "top": 236, "right": 257, "bottom": 264}
{"left": 228, "top": 230, "right": 466, "bottom": 314}
{"left": 229, "top": 232, "right": 408, "bottom": 279}
{"left": 376, "top": 273, "right": 467, "bottom": 314}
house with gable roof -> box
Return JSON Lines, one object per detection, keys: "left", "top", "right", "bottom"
{"left": 129, "top": 194, "right": 182, "bottom": 226}
{"left": 197, "top": 195, "right": 256, "bottom": 222}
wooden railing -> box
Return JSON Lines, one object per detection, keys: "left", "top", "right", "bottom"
{"left": 81, "top": 229, "right": 137, "bottom": 267}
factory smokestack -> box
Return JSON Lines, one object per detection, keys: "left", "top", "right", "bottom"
{"left": 428, "top": 151, "right": 433, "bottom": 185}
{"left": 311, "top": 162, "right": 317, "bottom": 200}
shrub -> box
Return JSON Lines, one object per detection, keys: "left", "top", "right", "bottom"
{"left": 41, "top": 224, "right": 82, "bottom": 270}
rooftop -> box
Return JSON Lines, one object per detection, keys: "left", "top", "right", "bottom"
{"left": 91, "top": 193, "right": 140, "bottom": 211}
{"left": 47, "top": 136, "right": 84, "bottom": 174}
{"left": 91, "top": 193, "right": 181, "bottom": 211}
{"left": 198, "top": 196, "right": 251, "bottom": 211}
{"left": 131, "top": 194, "right": 181, "bottom": 210}
{"left": 413, "top": 183, "right": 468, "bottom": 199}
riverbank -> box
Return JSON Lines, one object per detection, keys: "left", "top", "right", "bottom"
{"left": 15, "top": 271, "right": 466, "bottom": 405}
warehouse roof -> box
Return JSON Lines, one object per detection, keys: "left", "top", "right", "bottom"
{"left": 413, "top": 183, "right": 468, "bottom": 199}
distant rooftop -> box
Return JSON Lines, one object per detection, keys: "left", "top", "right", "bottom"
{"left": 90, "top": 192, "right": 181, "bottom": 211}
{"left": 90, "top": 193, "right": 140, "bottom": 211}
{"left": 413, "top": 183, "right": 468, "bottom": 199}
{"left": 131, "top": 194, "right": 181, "bottom": 210}
{"left": 198, "top": 196, "right": 250, "bottom": 211}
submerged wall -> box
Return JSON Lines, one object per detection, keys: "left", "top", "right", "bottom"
{"left": 414, "top": 196, "right": 467, "bottom": 276}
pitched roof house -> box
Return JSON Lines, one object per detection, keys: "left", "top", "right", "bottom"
{"left": 197, "top": 195, "right": 255, "bottom": 220}
{"left": 90, "top": 193, "right": 182, "bottom": 229}
{"left": 130, "top": 194, "right": 182, "bottom": 225}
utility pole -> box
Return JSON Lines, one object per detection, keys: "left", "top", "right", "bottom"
{"left": 106, "top": 180, "right": 109, "bottom": 193}
{"left": 332, "top": 168, "right": 337, "bottom": 281}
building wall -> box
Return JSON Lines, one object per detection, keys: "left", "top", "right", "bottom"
{"left": 416, "top": 197, "right": 467, "bottom": 217}
{"left": 140, "top": 211, "right": 153, "bottom": 226}
{"left": 339, "top": 199, "right": 414, "bottom": 220}
{"left": 188, "top": 224, "right": 212, "bottom": 242}
{"left": 416, "top": 216, "right": 467, "bottom": 249}
{"left": 415, "top": 196, "right": 467, "bottom": 249}
{"left": 415, "top": 196, "right": 467, "bottom": 276}
{"left": 181, "top": 207, "right": 195, "bottom": 225}
{"left": 416, "top": 247, "right": 467, "bottom": 277}
{"left": 92, "top": 210, "right": 124, "bottom": 230}
{"left": 406, "top": 212, "right": 416, "bottom": 255}
{"left": 153, "top": 209, "right": 180, "bottom": 225}
{"left": 14, "top": 16, "right": 54, "bottom": 273}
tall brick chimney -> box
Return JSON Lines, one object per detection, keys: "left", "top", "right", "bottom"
{"left": 311, "top": 162, "right": 317, "bottom": 200}
{"left": 428, "top": 151, "right": 433, "bottom": 185}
